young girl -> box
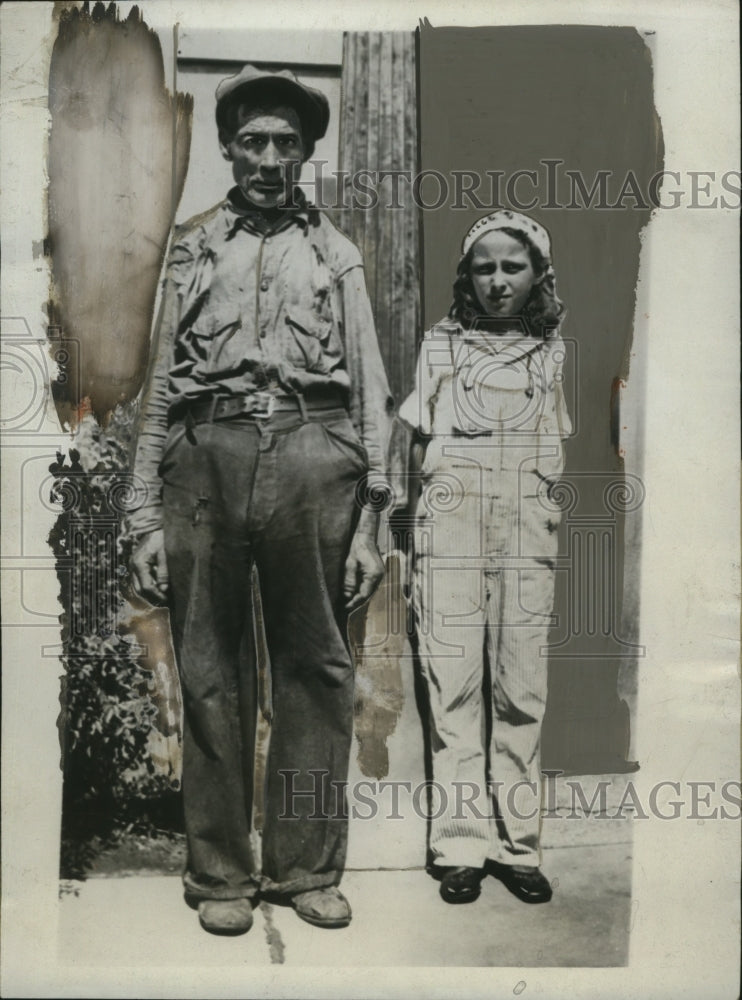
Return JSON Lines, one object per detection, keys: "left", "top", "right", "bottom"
{"left": 399, "top": 210, "right": 572, "bottom": 905}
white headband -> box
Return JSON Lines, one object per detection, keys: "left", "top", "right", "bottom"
{"left": 462, "top": 210, "right": 552, "bottom": 262}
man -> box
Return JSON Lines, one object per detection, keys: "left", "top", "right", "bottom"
{"left": 129, "top": 65, "right": 393, "bottom": 936}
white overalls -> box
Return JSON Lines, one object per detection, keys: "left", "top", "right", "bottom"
{"left": 400, "top": 320, "right": 572, "bottom": 869}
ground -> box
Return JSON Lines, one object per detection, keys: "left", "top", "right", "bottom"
{"left": 59, "top": 775, "right": 633, "bottom": 968}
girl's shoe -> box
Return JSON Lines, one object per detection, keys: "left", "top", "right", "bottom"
{"left": 439, "top": 866, "right": 484, "bottom": 904}
{"left": 491, "top": 863, "right": 553, "bottom": 904}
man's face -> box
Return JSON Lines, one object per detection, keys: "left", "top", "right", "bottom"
{"left": 220, "top": 104, "right": 305, "bottom": 209}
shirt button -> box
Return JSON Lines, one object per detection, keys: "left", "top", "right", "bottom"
{"left": 260, "top": 280, "right": 269, "bottom": 291}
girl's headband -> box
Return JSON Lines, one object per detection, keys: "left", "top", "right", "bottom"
{"left": 462, "top": 210, "right": 552, "bottom": 262}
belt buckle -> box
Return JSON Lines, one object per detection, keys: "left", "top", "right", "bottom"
{"left": 252, "top": 390, "right": 275, "bottom": 419}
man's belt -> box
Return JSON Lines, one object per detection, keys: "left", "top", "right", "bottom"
{"left": 170, "top": 387, "right": 348, "bottom": 426}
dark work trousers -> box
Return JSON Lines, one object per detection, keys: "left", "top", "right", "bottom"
{"left": 159, "top": 408, "right": 366, "bottom": 901}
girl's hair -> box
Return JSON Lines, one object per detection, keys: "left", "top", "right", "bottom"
{"left": 448, "top": 226, "right": 565, "bottom": 338}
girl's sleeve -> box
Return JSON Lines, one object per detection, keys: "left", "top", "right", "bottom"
{"left": 547, "top": 336, "right": 573, "bottom": 440}
{"left": 398, "top": 333, "right": 440, "bottom": 435}
{"left": 554, "top": 377, "right": 573, "bottom": 439}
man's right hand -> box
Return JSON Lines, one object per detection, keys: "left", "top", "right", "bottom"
{"left": 130, "top": 528, "right": 169, "bottom": 605}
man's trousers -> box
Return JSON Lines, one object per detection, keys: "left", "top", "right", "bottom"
{"left": 159, "top": 409, "right": 366, "bottom": 900}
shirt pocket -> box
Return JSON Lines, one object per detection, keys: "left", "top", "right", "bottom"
{"left": 183, "top": 318, "right": 242, "bottom": 375}
{"left": 283, "top": 308, "right": 333, "bottom": 373}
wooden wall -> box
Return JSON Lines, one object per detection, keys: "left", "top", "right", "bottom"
{"left": 337, "top": 31, "right": 420, "bottom": 504}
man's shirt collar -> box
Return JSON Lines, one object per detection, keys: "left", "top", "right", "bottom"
{"left": 222, "top": 186, "right": 311, "bottom": 239}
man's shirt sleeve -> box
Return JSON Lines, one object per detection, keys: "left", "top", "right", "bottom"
{"left": 127, "top": 241, "right": 193, "bottom": 536}
{"left": 335, "top": 261, "right": 395, "bottom": 498}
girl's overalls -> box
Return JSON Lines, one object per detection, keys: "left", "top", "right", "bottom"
{"left": 400, "top": 323, "right": 571, "bottom": 869}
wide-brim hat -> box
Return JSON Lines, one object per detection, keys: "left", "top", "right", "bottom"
{"left": 215, "top": 64, "right": 330, "bottom": 148}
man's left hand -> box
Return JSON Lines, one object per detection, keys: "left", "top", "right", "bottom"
{"left": 343, "top": 528, "right": 385, "bottom": 612}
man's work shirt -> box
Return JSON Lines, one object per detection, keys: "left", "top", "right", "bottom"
{"left": 131, "top": 188, "right": 394, "bottom": 535}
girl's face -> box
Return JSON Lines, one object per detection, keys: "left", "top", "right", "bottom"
{"left": 469, "top": 230, "right": 542, "bottom": 319}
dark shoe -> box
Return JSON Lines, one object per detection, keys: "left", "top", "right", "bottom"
{"left": 197, "top": 898, "right": 254, "bottom": 935}
{"left": 439, "top": 866, "right": 484, "bottom": 904}
{"left": 491, "top": 863, "right": 553, "bottom": 904}
{"left": 291, "top": 886, "right": 352, "bottom": 928}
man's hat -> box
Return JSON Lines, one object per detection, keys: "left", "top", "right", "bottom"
{"left": 215, "top": 64, "right": 330, "bottom": 152}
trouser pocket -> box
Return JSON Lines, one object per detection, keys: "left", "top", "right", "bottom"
{"left": 157, "top": 423, "right": 187, "bottom": 478}
{"left": 320, "top": 417, "right": 369, "bottom": 472}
